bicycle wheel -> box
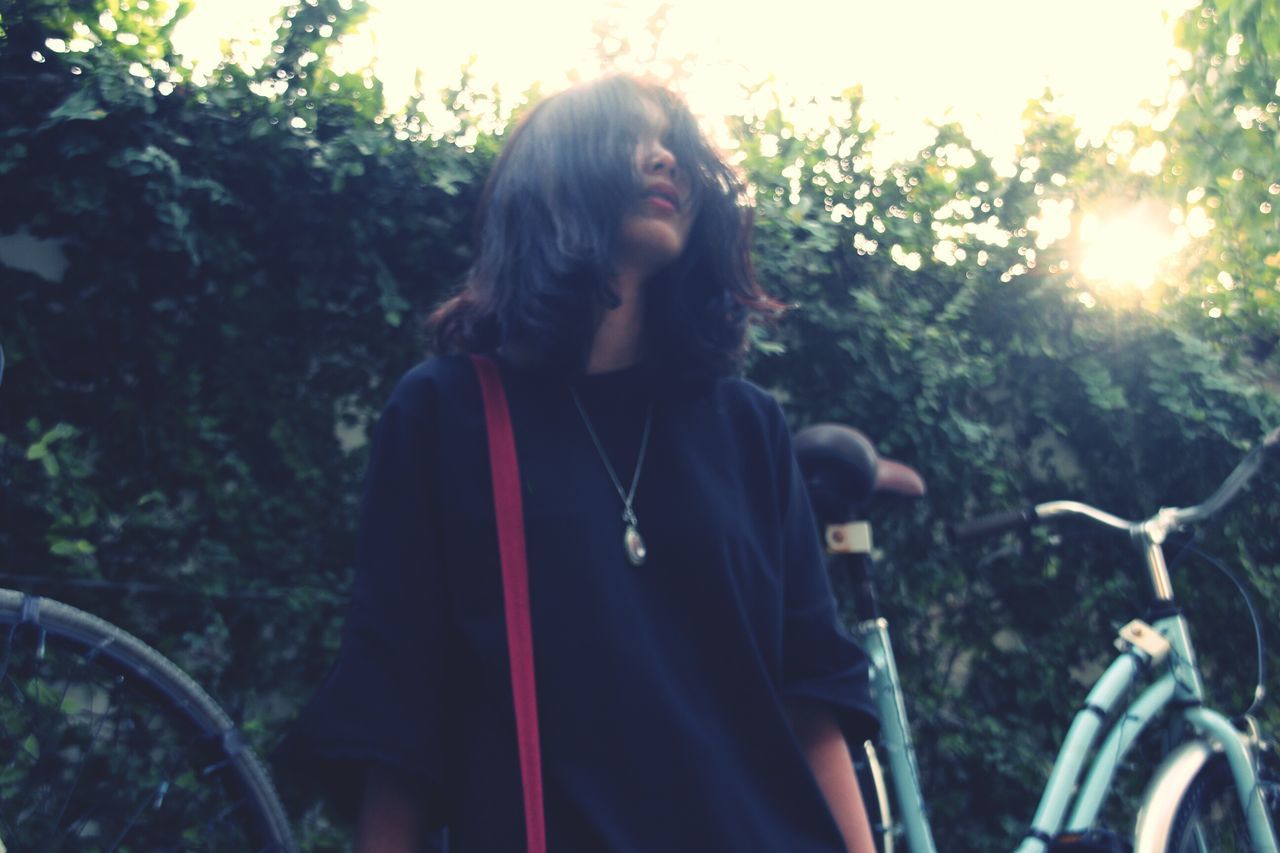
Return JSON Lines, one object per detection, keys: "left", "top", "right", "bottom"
{"left": 1164, "top": 753, "right": 1279, "bottom": 852}
{"left": 0, "top": 589, "right": 296, "bottom": 852}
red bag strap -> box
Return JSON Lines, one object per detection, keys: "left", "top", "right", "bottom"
{"left": 469, "top": 354, "right": 546, "bottom": 853}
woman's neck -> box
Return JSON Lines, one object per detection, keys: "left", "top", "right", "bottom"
{"left": 586, "top": 271, "right": 646, "bottom": 374}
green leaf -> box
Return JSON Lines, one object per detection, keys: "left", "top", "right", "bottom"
{"left": 49, "top": 538, "right": 95, "bottom": 557}
{"left": 47, "top": 88, "right": 107, "bottom": 124}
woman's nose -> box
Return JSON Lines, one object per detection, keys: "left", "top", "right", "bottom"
{"left": 646, "top": 143, "right": 676, "bottom": 176}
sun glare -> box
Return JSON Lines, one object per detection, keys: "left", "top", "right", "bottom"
{"left": 1078, "top": 208, "right": 1182, "bottom": 291}
{"left": 169, "top": 0, "right": 1193, "bottom": 167}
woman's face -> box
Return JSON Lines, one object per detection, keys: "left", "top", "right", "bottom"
{"left": 616, "top": 97, "right": 695, "bottom": 281}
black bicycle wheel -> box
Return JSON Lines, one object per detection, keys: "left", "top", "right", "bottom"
{"left": 0, "top": 589, "right": 296, "bottom": 852}
{"left": 1165, "top": 753, "right": 1279, "bottom": 852}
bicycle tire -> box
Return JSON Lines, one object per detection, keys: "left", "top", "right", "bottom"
{"left": 0, "top": 589, "right": 297, "bottom": 852}
{"left": 1163, "top": 753, "right": 1279, "bottom": 852}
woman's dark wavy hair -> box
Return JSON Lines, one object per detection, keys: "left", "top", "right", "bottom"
{"left": 428, "top": 74, "right": 781, "bottom": 381}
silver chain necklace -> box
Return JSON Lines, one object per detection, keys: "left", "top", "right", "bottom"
{"left": 569, "top": 387, "right": 653, "bottom": 567}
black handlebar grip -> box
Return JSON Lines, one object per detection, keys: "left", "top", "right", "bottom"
{"left": 950, "top": 507, "right": 1037, "bottom": 542}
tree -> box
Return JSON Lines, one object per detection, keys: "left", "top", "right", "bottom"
{"left": 1151, "top": 0, "right": 1280, "bottom": 362}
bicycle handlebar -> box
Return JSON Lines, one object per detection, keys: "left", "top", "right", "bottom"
{"left": 949, "top": 507, "right": 1038, "bottom": 541}
{"left": 954, "top": 427, "right": 1280, "bottom": 543}
{"left": 1167, "top": 426, "right": 1279, "bottom": 527}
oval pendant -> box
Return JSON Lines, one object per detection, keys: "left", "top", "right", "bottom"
{"left": 624, "top": 524, "right": 647, "bottom": 567}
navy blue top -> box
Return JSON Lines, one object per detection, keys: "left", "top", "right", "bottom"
{"left": 281, "top": 354, "right": 877, "bottom": 851}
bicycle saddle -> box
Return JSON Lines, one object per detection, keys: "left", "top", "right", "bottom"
{"left": 794, "top": 423, "right": 926, "bottom": 527}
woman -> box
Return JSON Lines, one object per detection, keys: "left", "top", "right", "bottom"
{"left": 283, "top": 74, "right": 878, "bottom": 852}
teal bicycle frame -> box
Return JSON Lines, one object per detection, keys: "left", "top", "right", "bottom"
{"left": 832, "top": 480, "right": 1280, "bottom": 852}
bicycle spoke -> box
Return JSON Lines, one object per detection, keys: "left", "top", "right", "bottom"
{"left": 105, "top": 777, "right": 175, "bottom": 852}
{"left": 0, "top": 592, "right": 295, "bottom": 852}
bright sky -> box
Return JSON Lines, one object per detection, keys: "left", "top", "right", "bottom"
{"left": 169, "top": 0, "right": 1205, "bottom": 291}
{"left": 172, "top": 0, "right": 1198, "bottom": 166}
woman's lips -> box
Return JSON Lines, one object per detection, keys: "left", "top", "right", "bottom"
{"left": 645, "top": 193, "right": 678, "bottom": 214}
{"left": 643, "top": 181, "right": 682, "bottom": 215}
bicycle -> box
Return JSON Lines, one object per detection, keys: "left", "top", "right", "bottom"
{"left": 0, "top": 344, "right": 297, "bottom": 852}
{"left": 794, "top": 423, "right": 1280, "bottom": 852}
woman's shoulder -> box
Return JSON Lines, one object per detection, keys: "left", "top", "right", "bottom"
{"left": 692, "top": 374, "right": 793, "bottom": 454}
{"left": 710, "top": 375, "right": 787, "bottom": 423}
{"left": 383, "top": 353, "right": 481, "bottom": 418}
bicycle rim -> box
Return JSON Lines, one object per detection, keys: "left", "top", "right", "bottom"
{"left": 0, "top": 590, "right": 296, "bottom": 852}
{"left": 1165, "top": 754, "right": 1279, "bottom": 852}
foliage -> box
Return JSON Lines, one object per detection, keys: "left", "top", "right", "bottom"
{"left": 1, "top": 2, "right": 1278, "bottom": 850}
{"left": 0, "top": 1, "right": 487, "bottom": 844}
{"left": 1139, "top": 0, "right": 1280, "bottom": 362}
{"left": 737, "top": 88, "right": 1280, "bottom": 846}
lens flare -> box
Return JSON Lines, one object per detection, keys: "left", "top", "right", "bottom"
{"left": 1078, "top": 208, "right": 1181, "bottom": 290}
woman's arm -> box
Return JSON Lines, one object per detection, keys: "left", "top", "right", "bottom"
{"left": 356, "top": 764, "right": 427, "bottom": 852}
{"left": 785, "top": 699, "right": 876, "bottom": 853}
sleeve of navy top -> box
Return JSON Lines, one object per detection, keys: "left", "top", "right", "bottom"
{"left": 771, "top": 399, "right": 880, "bottom": 742}
{"left": 275, "top": 370, "right": 450, "bottom": 823}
